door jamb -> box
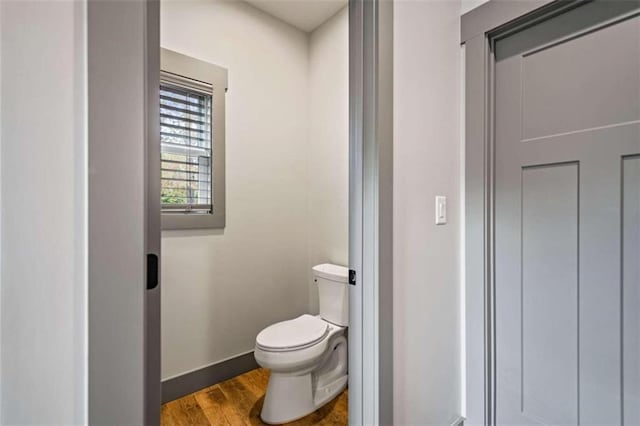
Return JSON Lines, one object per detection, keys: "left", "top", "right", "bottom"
{"left": 349, "top": 0, "right": 393, "bottom": 424}
{"left": 461, "top": 1, "right": 584, "bottom": 424}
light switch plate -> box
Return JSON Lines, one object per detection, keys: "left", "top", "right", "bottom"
{"left": 435, "top": 196, "right": 447, "bottom": 225}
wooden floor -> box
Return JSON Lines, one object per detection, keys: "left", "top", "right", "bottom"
{"left": 161, "top": 368, "right": 348, "bottom": 426}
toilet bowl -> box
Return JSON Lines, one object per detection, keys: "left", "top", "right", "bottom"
{"left": 254, "top": 264, "right": 349, "bottom": 424}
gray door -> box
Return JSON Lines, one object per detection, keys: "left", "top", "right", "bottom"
{"left": 145, "top": 0, "right": 162, "bottom": 423}
{"left": 494, "top": 2, "right": 640, "bottom": 424}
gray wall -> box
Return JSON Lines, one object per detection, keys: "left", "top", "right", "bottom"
{"left": 0, "top": 1, "right": 87, "bottom": 423}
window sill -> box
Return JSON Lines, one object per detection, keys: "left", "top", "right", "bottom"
{"left": 161, "top": 212, "right": 225, "bottom": 230}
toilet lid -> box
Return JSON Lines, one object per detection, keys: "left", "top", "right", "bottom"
{"left": 256, "top": 314, "right": 329, "bottom": 351}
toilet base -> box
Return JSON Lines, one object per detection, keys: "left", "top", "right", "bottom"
{"left": 313, "top": 375, "right": 348, "bottom": 408}
{"left": 260, "top": 336, "right": 348, "bottom": 425}
{"left": 260, "top": 372, "right": 347, "bottom": 425}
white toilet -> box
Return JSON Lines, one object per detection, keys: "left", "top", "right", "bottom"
{"left": 254, "top": 263, "right": 349, "bottom": 424}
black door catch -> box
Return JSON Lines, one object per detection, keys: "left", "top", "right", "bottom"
{"left": 147, "top": 253, "right": 159, "bottom": 290}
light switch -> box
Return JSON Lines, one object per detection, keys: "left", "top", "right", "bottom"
{"left": 435, "top": 196, "right": 447, "bottom": 225}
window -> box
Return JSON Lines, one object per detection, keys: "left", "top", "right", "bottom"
{"left": 160, "top": 82, "right": 212, "bottom": 213}
{"left": 160, "top": 49, "right": 227, "bottom": 229}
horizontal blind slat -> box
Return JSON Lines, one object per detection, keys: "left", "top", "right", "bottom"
{"left": 160, "top": 122, "right": 207, "bottom": 134}
{"left": 160, "top": 113, "right": 206, "bottom": 126}
{"left": 160, "top": 103, "right": 207, "bottom": 118}
{"left": 160, "top": 133, "right": 210, "bottom": 144}
{"left": 159, "top": 94, "right": 206, "bottom": 108}
{"left": 161, "top": 159, "right": 205, "bottom": 167}
{"left": 160, "top": 84, "right": 210, "bottom": 99}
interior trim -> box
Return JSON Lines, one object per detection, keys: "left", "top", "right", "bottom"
{"left": 349, "top": 0, "right": 394, "bottom": 424}
{"left": 460, "top": 0, "right": 560, "bottom": 43}
{"left": 451, "top": 416, "right": 466, "bottom": 426}
{"left": 161, "top": 351, "right": 259, "bottom": 403}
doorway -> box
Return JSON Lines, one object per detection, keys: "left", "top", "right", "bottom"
{"left": 136, "top": 0, "right": 393, "bottom": 425}
{"left": 84, "top": 0, "right": 392, "bottom": 423}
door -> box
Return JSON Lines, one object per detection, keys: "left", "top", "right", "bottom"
{"left": 145, "top": 0, "right": 162, "bottom": 423}
{"left": 494, "top": 2, "right": 640, "bottom": 424}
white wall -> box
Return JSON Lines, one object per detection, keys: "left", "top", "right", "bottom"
{"left": 160, "top": 0, "right": 311, "bottom": 380}
{"left": 0, "top": 3, "right": 3, "bottom": 418}
{"left": 0, "top": 1, "right": 87, "bottom": 423}
{"left": 0, "top": 3, "right": 3, "bottom": 420}
{"left": 393, "top": 1, "right": 463, "bottom": 424}
{"left": 461, "top": 0, "right": 490, "bottom": 16}
{"left": 307, "top": 7, "right": 349, "bottom": 313}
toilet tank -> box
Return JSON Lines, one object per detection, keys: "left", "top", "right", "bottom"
{"left": 313, "top": 263, "right": 349, "bottom": 326}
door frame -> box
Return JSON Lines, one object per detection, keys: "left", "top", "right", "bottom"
{"left": 349, "top": 0, "right": 393, "bottom": 425}
{"left": 461, "top": 1, "right": 587, "bottom": 424}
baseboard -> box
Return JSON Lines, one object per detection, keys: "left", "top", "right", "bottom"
{"left": 450, "top": 416, "right": 465, "bottom": 426}
{"left": 161, "top": 351, "right": 259, "bottom": 403}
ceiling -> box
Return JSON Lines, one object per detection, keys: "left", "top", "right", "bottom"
{"left": 244, "top": 0, "right": 348, "bottom": 32}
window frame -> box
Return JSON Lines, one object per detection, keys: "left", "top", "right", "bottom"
{"left": 160, "top": 48, "right": 227, "bottom": 230}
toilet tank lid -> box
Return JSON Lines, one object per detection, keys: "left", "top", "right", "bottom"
{"left": 312, "top": 263, "right": 348, "bottom": 283}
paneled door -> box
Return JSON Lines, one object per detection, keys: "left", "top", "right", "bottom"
{"left": 494, "top": 2, "right": 640, "bottom": 424}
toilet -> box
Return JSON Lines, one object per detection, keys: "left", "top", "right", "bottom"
{"left": 254, "top": 263, "right": 349, "bottom": 424}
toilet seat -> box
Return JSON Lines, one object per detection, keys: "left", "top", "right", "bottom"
{"left": 256, "top": 314, "right": 329, "bottom": 352}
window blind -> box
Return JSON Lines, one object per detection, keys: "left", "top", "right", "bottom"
{"left": 160, "top": 81, "right": 213, "bottom": 214}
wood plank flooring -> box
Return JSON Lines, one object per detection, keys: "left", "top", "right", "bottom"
{"left": 161, "top": 368, "right": 348, "bottom": 426}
